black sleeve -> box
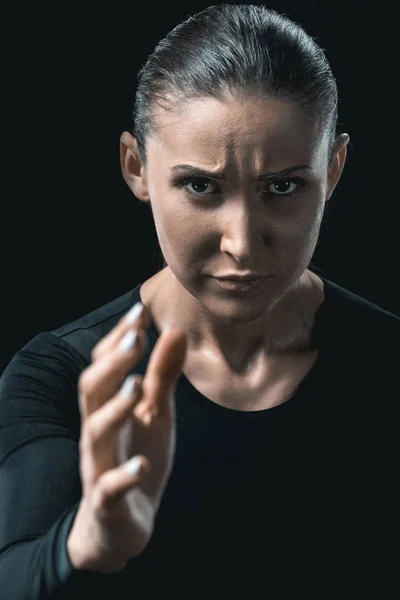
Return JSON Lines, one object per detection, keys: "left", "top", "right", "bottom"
{"left": 0, "top": 332, "right": 104, "bottom": 599}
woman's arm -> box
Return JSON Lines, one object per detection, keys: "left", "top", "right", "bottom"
{"left": 0, "top": 332, "right": 102, "bottom": 598}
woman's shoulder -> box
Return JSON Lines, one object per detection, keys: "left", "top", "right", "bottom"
{"left": 317, "top": 275, "right": 399, "bottom": 354}
{"left": 321, "top": 276, "right": 398, "bottom": 323}
{"left": 49, "top": 282, "right": 144, "bottom": 364}
{"left": 1, "top": 282, "right": 144, "bottom": 390}
{"left": 0, "top": 282, "right": 145, "bottom": 428}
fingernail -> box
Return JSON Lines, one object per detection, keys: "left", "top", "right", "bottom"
{"left": 121, "top": 375, "right": 137, "bottom": 398}
{"left": 126, "top": 302, "right": 144, "bottom": 324}
{"left": 119, "top": 329, "right": 138, "bottom": 352}
{"left": 125, "top": 456, "right": 142, "bottom": 476}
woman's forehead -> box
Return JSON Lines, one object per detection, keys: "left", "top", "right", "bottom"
{"left": 149, "top": 97, "right": 327, "bottom": 169}
{"left": 158, "top": 95, "right": 303, "bottom": 129}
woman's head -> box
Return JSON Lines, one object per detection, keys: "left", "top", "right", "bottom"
{"left": 120, "top": 3, "right": 349, "bottom": 322}
{"left": 131, "top": 3, "right": 341, "bottom": 167}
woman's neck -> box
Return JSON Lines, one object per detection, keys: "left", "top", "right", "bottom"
{"left": 141, "top": 267, "right": 325, "bottom": 375}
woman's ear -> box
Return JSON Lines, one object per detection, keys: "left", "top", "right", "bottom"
{"left": 120, "top": 131, "right": 151, "bottom": 201}
{"left": 326, "top": 133, "right": 350, "bottom": 201}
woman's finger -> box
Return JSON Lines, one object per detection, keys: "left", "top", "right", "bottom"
{"left": 139, "top": 327, "right": 188, "bottom": 418}
{"left": 92, "top": 454, "right": 151, "bottom": 515}
{"left": 78, "top": 328, "right": 148, "bottom": 419}
{"left": 83, "top": 375, "right": 143, "bottom": 446}
{"left": 91, "top": 302, "right": 151, "bottom": 362}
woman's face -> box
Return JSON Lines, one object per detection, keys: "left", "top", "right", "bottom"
{"left": 123, "top": 95, "right": 348, "bottom": 322}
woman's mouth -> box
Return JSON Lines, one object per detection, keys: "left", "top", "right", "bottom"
{"left": 212, "top": 276, "right": 270, "bottom": 293}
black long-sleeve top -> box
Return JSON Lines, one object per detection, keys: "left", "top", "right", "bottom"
{"left": 0, "top": 276, "right": 398, "bottom": 598}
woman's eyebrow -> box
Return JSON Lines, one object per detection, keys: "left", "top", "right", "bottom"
{"left": 170, "top": 164, "right": 313, "bottom": 180}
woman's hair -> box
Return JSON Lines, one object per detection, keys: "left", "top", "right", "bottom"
{"left": 132, "top": 3, "right": 339, "bottom": 272}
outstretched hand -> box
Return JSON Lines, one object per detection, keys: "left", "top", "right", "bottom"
{"left": 67, "top": 302, "right": 187, "bottom": 573}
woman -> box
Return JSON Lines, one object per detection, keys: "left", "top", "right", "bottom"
{"left": 0, "top": 4, "right": 398, "bottom": 597}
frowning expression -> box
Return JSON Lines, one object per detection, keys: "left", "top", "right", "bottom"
{"left": 132, "top": 94, "right": 346, "bottom": 319}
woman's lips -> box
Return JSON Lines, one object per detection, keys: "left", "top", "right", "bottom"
{"left": 212, "top": 276, "right": 270, "bottom": 292}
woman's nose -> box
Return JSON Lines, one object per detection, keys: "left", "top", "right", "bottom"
{"left": 218, "top": 206, "right": 268, "bottom": 260}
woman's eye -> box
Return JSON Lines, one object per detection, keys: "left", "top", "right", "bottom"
{"left": 267, "top": 179, "right": 299, "bottom": 195}
{"left": 182, "top": 178, "right": 217, "bottom": 196}
{"left": 177, "top": 177, "right": 303, "bottom": 198}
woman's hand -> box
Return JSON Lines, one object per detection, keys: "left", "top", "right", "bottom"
{"left": 67, "top": 302, "right": 187, "bottom": 573}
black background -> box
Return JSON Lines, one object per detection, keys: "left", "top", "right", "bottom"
{"left": 1, "top": 1, "right": 397, "bottom": 375}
